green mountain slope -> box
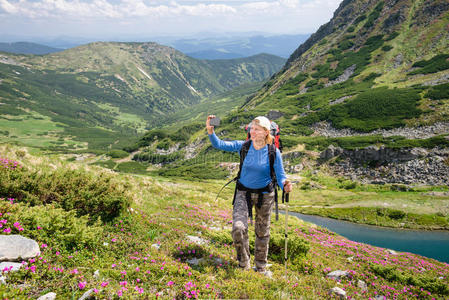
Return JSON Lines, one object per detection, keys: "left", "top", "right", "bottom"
{"left": 0, "top": 42, "right": 285, "bottom": 150}
{"left": 241, "top": 0, "right": 449, "bottom": 134}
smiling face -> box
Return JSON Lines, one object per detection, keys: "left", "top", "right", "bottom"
{"left": 250, "top": 122, "right": 268, "bottom": 144}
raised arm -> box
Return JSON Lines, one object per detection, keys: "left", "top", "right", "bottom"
{"left": 206, "top": 115, "right": 243, "bottom": 152}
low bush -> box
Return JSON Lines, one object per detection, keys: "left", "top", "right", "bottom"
{"left": 133, "top": 151, "right": 182, "bottom": 164}
{"left": 388, "top": 209, "right": 406, "bottom": 220}
{"left": 371, "top": 265, "right": 449, "bottom": 295}
{"left": 107, "top": 149, "right": 129, "bottom": 159}
{"left": 269, "top": 232, "right": 310, "bottom": 263}
{"left": 0, "top": 163, "right": 130, "bottom": 222}
{"left": 426, "top": 83, "right": 449, "bottom": 100}
{"left": 409, "top": 54, "right": 449, "bottom": 75}
{"left": 326, "top": 87, "right": 422, "bottom": 132}
{"left": 339, "top": 40, "right": 354, "bottom": 50}
{"left": 363, "top": 1, "right": 384, "bottom": 29}
{"left": 115, "top": 161, "right": 148, "bottom": 174}
{"left": 1, "top": 200, "right": 103, "bottom": 250}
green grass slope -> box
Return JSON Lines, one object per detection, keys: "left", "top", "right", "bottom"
{"left": 1, "top": 145, "right": 448, "bottom": 299}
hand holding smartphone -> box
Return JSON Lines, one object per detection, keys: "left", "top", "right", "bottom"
{"left": 209, "top": 116, "right": 220, "bottom": 127}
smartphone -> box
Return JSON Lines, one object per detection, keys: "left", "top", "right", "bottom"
{"left": 210, "top": 117, "right": 220, "bottom": 126}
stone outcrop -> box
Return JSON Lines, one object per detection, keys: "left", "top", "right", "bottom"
{"left": 321, "top": 146, "right": 449, "bottom": 185}
{"left": 320, "top": 145, "right": 429, "bottom": 163}
{"left": 325, "top": 65, "right": 356, "bottom": 87}
{"left": 312, "top": 121, "right": 449, "bottom": 139}
{"left": 267, "top": 110, "right": 283, "bottom": 120}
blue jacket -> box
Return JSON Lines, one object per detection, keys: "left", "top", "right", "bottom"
{"left": 209, "top": 132, "right": 287, "bottom": 190}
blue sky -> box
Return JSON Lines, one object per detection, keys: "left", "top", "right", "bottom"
{"left": 0, "top": 0, "right": 343, "bottom": 39}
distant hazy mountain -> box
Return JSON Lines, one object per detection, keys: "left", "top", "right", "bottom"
{"left": 0, "top": 42, "right": 62, "bottom": 55}
{"left": 0, "top": 33, "right": 310, "bottom": 58}
{"left": 186, "top": 49, "right": 244, "bottom": 60}
{"left": 167, "top": 34, "right": 311, "bottom": 59}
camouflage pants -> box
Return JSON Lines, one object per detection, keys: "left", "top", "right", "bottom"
{"left": 232, "top": 190, "right": 274, "bottom": 271}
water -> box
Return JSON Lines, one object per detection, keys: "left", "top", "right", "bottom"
{"left": 288, "top": 211, "right": 449, "bottom": 264}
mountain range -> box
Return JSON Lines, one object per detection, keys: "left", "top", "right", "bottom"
{"left": 0, "top": 42, "right": 285, "bottom": 150}
{"left": 0, "top": 42, "right": 63, "bottom": 55}
{"left": 0, "top": 34, "right": 310, "bottom": 59}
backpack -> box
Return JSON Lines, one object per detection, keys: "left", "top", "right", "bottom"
{"left": 245, "top": 121, "right": 283, "bottom": 152}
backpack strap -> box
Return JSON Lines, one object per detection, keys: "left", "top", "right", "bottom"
{"left": 232, "top": 140, "right": 252, "bottom": 205}
{"left": 268, "top": 144, "right": 280, "bottom": 221}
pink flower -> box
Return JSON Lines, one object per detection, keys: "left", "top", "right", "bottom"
{"left": 167, "top": 281, "right": 174, "bottom": 286}
{"left": 37, "top": 226, "right": 42, "bottom": 230}
{"left": 135, "top": 286, "right": 144, "bottom": 294}
{"left": 119, "top": 281, "right": 127, "bottom": 286}
{"left": 41, "top": 244, "right": 48, "bottom": 248}
{"left": 3, "top": 228, "right": 11, "bottom": 233}
{"left": 70, "top": 269, "right": 79, "bottom": 274}
{"left": 111, "top": 238, "right": 117, "bottom": 242}
{"left": 101, "top": 281, "right": 109, "bottom": 287}
{"left": 117, "top": 290, "right": 123, "bottom": 297}
{"left": 78, "top": 281, "right": 87, "bottom": 290}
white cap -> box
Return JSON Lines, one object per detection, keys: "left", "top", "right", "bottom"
{"left": 254, "top": 116, "right": 271, "bottom": 131}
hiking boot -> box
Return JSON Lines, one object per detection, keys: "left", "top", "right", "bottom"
{"left": 239, "top": 261, "right": 251, "bottom": 270}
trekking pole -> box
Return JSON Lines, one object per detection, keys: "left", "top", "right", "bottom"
{"left": 283, "top": 190, "right": 289, "bottom": 278}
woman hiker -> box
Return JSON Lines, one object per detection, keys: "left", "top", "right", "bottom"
{"left": 206, "top": 115, "right": 292, "bottom": 277}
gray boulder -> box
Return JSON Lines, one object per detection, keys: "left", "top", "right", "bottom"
{"left": 0, "top": 235, "right": 40, "bottom": 262}
{"left": 267, "top": 110, "right": 283, "bottom": 120}
{"left": 329, "top": 287, "right": 346, "bottom": 298}
{"left": 37, "top": 292, "right": 57, "bottom": 300}
{"left": 79, "top": 288, "right": 95, "bottom": 300}
{"left": 186, "top": 235, "right": 208, "bottom": 245}
{"left": 357, "top": 280, "right": 368, "bottom": 292}
{"left": 326, "top": 270, "right": 350, "bottom": 280}
{"left": 320, "top": 145, "right": 344, "bottom": 160}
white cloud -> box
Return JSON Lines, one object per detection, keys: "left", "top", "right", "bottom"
{"left": 0, "top": 0, "right": 343, "bottom": 36}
